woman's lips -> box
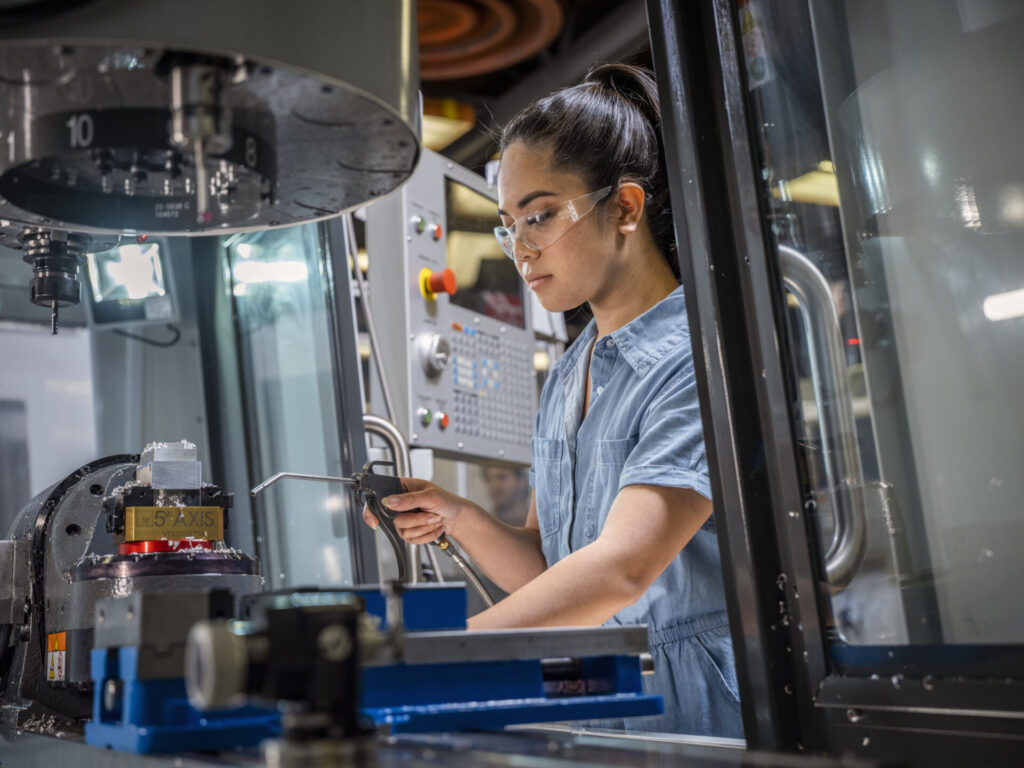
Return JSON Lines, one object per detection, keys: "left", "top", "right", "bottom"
{"left": 526, "top": 274, "right": 552, "bottom": 290}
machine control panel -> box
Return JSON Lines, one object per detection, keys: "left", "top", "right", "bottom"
{"left": 367, "top": 149, "right": 536, "bottom": 463}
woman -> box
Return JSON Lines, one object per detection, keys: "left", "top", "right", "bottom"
{"left": 365, "top": 63, "right": 742, "bottom": 738}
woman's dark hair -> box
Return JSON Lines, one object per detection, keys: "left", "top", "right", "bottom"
{"left": 500, "top": 63, "right": 679, "bottom": 280}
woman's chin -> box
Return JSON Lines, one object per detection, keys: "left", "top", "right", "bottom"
{"left": 536, "top": 292, "right": 583, "bottom": 315}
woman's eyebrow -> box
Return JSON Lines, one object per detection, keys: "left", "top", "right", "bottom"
{"left": 497, "top": 190, "right": 558, "bottom": 217}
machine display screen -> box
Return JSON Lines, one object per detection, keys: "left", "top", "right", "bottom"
{"left": 444, "top": 178, "right": 525, "bottom": 328}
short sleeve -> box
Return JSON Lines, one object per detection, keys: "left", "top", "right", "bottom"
{"left": 617, "top": 369, "right": 712, "bottom": 500}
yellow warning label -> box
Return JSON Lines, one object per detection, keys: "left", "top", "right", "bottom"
{"left": 47, "top": 650, "right": 65, "bottom": 681}
{"left": 47, "top": 631, "right": 66, "bottom": 652}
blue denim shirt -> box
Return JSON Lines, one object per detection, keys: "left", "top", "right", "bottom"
{"left": 529, "top": 285, "right": 742, "bottom": 737}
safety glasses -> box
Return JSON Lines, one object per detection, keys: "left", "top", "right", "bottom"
{"left": 493, "top": 186, "right": 613, "bottom": 260}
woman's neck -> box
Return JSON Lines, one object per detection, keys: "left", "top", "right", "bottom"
{"left": 589, "top": 243, "right": 678, "bottom": 337}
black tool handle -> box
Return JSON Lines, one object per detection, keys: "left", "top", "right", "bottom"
{"left": 359, "top": 471, "right": 411, "bottom": 583}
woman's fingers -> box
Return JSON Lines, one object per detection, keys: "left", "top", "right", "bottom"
{"left": 397, "top": 476, "right": 432, "bottom": 493}
{"left": 393, "top": 511, "right": 442, "bottom": 532}
{"left": 381, "top": 488, "right": 442, "bottom": 513}
{"left": 404, "top": 525, "right": 445, "bottom": 545}
{"left": 391, "top": 511, "right": 444, "bottom": 544}
{"left": 364, "top": 507, "right": 442, "bottom": 543}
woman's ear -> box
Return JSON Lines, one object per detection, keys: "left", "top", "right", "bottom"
{"left": 614, "top": 183, "right": 646, "bottom": 235}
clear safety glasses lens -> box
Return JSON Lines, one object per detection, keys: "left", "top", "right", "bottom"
{"left": 493, "top": 186, "right": 613, "bottom": 260}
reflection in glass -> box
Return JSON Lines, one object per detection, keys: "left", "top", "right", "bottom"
{"left": 739, "top": 0, "right": 1024, "bottom": 648}
{"left": 224, "top": 223, "right": 357, "bottom": 591}
{"left": 87, "top": 243, "right": 167, "bottom": 302}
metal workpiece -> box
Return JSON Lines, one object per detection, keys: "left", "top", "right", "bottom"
{"left": 136, "top": 440, "right": 203, "bottom": 490}
{"left": 0, "top": 539, "right": 31, "bottom": 624}
{"left": 778, "top": 245, "right": 866, "bottom": 589}
{"left": 0, "top": 0, "right": 419, "bottom": 236}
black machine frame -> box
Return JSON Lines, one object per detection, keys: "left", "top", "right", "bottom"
{"left": 646, "top": 0, "right": 1024, "bottom": 764}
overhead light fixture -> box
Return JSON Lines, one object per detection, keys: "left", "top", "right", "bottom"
{"left": 231, "top": 260, "right": 308, "bottom": 285}
{"left": 422, "top": 97, "right": 476, "bottom": 151}
{"left": 983, "top": 287, "right": 1024, "bottom": 322}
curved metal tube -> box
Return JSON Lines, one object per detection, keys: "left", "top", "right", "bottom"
{"left": 779, "top": 244, "right": 866, "bottom": 588}
{"left": 363, "top": 414, "right": 420, "bottom": 585}
{"left": 250, "top": 472, "right": 355, "bottom": 497}
{"left": 437, "top": 538, "right": 495, "bottom": 608}
{"left": 363, "top": 414, "right": 494, "bottom": 605}
{"left": 345, "top": 214, "right": 399, "bottom": 425}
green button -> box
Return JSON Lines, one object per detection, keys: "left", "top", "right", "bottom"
{"left": 413, "top": 216, "right": 426, "bottom": 234}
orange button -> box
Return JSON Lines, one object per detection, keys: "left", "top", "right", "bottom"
{"left": 427, "top": 268, "right": 457, "bottom": 296}
{"left": 437, "top": 411, "right": 450, "bottom": 430}
{"left": 430, "top": 223, "right": 443, "bottom": 241}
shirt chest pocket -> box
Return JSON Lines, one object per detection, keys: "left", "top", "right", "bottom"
{"left": 582, "top": 437, "right": 638, "bottom": 532}
{"left": 531, "top": 437, "right": 565, "bottom": 539}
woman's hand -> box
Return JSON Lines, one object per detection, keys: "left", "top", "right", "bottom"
{"left": 361, "top": 477, "right": 476, "bottom": 545}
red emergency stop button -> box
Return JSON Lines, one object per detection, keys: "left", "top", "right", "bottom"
{"left": 420, "top": 267, "right": 457, "bottom": 300}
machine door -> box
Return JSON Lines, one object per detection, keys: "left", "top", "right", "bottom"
{"left": 648, "top": 0, "right": 1024, "bottom": 764}
{"left": 217, "top": 220, "right": 375, "bottom": 590}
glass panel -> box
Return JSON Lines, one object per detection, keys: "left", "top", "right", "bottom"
{"left": 0, "top": 399, "right": 29, "bottom": 535}
{"left": 737, "top": 0, "right": 1024, "bottom": 648}
{"left": 224, "top": 223, "right": 358, "bottom": 590}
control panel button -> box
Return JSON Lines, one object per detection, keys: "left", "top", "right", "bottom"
{"left": 412, "top": 215, "right": 427, "bottom": 234}
{"left": 416, "top": 333, "right": 451, "bottom": 377}
{"left": 417, "top": 407, "right": 433, "bottom": 427}
{"left": 429, "top": 222, "right": 443, "bottom": 241}
{"left": 419, "top": 267, "right": 457, "bottom": 300}
{"left": 436, "top": 411, "right": 450, "bottom": 430}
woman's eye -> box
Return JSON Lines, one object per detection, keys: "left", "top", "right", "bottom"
{"left": 525, "top": 209, "right": 553, "bottom": 227}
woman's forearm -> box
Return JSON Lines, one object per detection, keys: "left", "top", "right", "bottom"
{"left": 466, "top": 538, "right": 645, "bottom": 629}
{"left": 467, "top": 485, "right": 711, "bottom": 630}
{"left": 447, "top": 505, "right": 548, "bottom": 593}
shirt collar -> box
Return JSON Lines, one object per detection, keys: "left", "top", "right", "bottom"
{"left": 554, "top": 284, "right": 689, "bottom": 379}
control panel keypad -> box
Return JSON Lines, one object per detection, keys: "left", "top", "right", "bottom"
{"left": 450, "top": 325, "right": 533, "bottom": 446}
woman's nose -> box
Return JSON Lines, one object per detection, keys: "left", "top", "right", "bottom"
{"left": 512, "top": 238, "right": 537, "bottom": 262}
